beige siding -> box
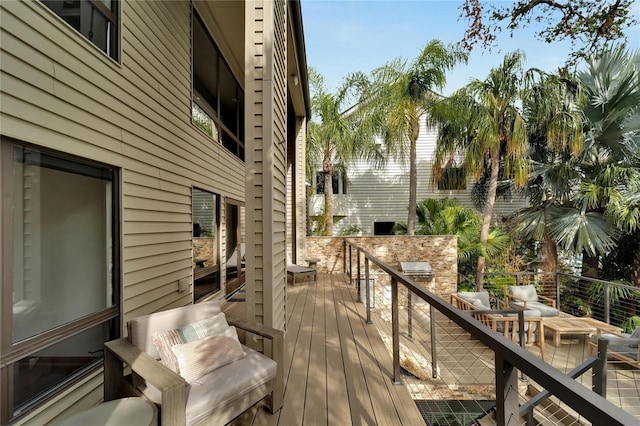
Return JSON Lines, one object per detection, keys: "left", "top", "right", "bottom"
{"left": 0, "top": 0, "right": 253, "bottom": 422}
{"left": 244, "top": 0, "right": 288, "bottom": 331}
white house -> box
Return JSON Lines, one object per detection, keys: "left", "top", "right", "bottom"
{"left": 310, "top": 115, "right": 527, "bottom": 235}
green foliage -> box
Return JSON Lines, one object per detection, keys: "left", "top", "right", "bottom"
{"left": 621, "top": 316, "right": 640, "bottom": 334}
{"left": 395, "top": 197, "right": 511, "bottom": 273}
{"left": 338, "top": 225, "right": 363, "bottom": 236}
{"left": 460, "top": 0, "right": 638, "bottom": 64}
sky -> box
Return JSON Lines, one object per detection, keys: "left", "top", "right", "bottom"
{"left": 301, "top": 0, "right": 640, "bottom": 97}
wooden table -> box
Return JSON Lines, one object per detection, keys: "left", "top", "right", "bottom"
{"left": 543, "top": 317, "right": 622, "bottom": 346}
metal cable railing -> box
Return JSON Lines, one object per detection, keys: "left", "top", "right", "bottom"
{"left": 344, "top": 239, "right": 638, "bottom": 425}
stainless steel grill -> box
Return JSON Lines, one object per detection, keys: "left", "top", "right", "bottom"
{"left": 400, "top": 261, "right": 433, "bottom": 281}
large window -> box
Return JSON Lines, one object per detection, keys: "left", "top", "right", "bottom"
{"left": 193, "top": 188, "right": 220, "bottom": 302}
{"left": 1, "top": 140, "right": 120, "bottom": 424}
{"left": 316, "top": 171, "right": 348, "bottom": 195}
{"left": 437, "top": 167, "right": 467, "bottom": 190}
{"left": 42, "top": 0, "right": 119, "bottom": 60}
{"left": 192, "top": 9, "right": 245, "bottom": 161}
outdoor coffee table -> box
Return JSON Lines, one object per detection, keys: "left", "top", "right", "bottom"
{"left": 543, "top": 317, "right": 622, "bottom": 346}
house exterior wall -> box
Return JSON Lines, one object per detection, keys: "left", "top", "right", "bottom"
{"left": 310, "top": 115, "right": 527, "bottom": 235}
{"left": 244, "top": 0, "right": 288, "bottom": 331}
{"left": 1, "top": 0, "right": 306, "bottom": 423}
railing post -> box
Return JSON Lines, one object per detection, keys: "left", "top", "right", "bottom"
{"left": 391, "top": 277, "right": 401, "bottom": 385}
{"left": 356, "top": 248, "right": 362, "bottom": 302}
{"left": 407, "top": 291, "right": 413, "bottom": 338}
{"left": 604, "top": 282, "right": 611, "bottom": 324}
{"left": 555, "top": 272, "right": 560, "bottom": 309}
{"left": 430, "top": 304, "right": 438, "bottom": 379}
{"left": 495, "top": 355, "right": 519, "bottom": 425}
{"left": 348, "top": 244, "right": 352, "bottom": 282}
{"left": 594, "top": 338, "right": 608, "bottom": 397}
{"left": 516, "top": 272, "right": 520, "bottom": 287}
{"left": 343, "top": 240, "right": 346, "bottom": 274}
{"left": 365, "top": 257, "right": 371, "bottom": 324}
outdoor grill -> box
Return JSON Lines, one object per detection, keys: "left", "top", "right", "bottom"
{"left": 400, "top": 261, "right": 433, "bottom": 281}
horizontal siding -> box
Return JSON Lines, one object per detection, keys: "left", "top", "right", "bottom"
{"left": 0, "top": 0, "right": 250, "bottom": 351}
{"left": 325, "top": 116, "right": 526, "bottom": 235}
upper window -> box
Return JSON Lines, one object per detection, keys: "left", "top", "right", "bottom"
{"left": 437, "top": 167, "right": 467, "bottom": 190}
{"left": 1, "top": 140, "right": 120, "bottom": 424}
{"left": 42, "top": 0, "right": 119, "bottom": 61}
{"left": 316, "top": 171, "right": 348, "bottom": 195}
{"left": 192, "top": 10, "right": 245, "bottom": 161}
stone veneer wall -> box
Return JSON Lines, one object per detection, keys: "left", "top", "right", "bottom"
{"left": 305, "top": 236, "right": 457, "bottom": 298}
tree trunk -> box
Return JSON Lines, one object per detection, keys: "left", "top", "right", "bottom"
{"left": 541, "top": 227, "right": 558, "bottom": 297}
{"left": 407, "top": 137, "right": 418, "bottom": 236}
{"left": 476, "top": 148, "right": 500, "bottom": 290}
{"left": 322, "top": 153, "right": 333, "bottom": 237}
{"left": 633, "top": 232, "right": 640, "bottom": 288}
{"left": 323, "top": 154, "right": 334, "bottom": 236}
{"left": 581, "top": 251, "right": 599, "bottom": 279}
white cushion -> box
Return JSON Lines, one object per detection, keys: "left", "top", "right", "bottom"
{"left": 458, "top": 291, "right": 491, "bottom": 309}
{"left": 152, "top": 312, "right": 229, "bottom": 373}
{"left": 172, "top": 327, "right": 246, "bottom": 383}
{"left": 186, "top": 345, "right": 277, "bottom": 425}
{"left": 129, "top": 301, "right": 222, "bottom": 360}
{"left": 509, "top": 285, "right": 538, "bottom": 302}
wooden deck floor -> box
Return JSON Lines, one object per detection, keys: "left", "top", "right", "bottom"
{"left": 223, "top": 274, "right": 640, "bottom": 425}
{"left": 223, "top": 273, "right": 425, "bottom": 426}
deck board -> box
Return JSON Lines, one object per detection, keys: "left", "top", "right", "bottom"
{"left": 224, "top": 274, "right": 640, "bottom": 425}
{"left": 225, "top": 273, "right": 425, "bottom": 426}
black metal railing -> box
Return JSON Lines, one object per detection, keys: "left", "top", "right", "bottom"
{"left": 344, "top": 239, "right": 637, "bottom": 425}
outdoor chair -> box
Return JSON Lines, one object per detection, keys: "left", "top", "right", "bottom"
{"left": 451, "top": 291, "right": 546, "bottom": 360}
{"left": 103, "top": 300, "right": 283, "bottom": 426}
{"left": 505, "top": 284, "right": 560, "bottom": 317}
{"left": 588, "top": 326, "right": 640, "bottom": 369}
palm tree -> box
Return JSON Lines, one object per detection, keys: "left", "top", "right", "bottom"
{"left": 394, "top": 198, "right": 511, "bottom": 273}
{"left": 307, "top": 68, "right": 382, "bottom": 235}
{"left": 510, "top": 69, "right": 584, "bottom": 290}
{"left": 431, "top": 51, "right": 530, "bottom": 290}
{"left": 355, "top": 40, "right": 467, "bottom": 235}
{"left": 513, "top": 45, "right": 640, "bottom": 283}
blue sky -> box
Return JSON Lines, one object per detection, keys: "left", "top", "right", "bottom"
{"left": 301, "top": 0, "right": 640, "bottom": 96}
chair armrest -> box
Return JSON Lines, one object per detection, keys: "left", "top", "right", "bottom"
{"left": 227, "top": 319, "right": 284, "bottom": 412}
{"left": 505, "top": 293, "right": 529, "bottom": 310}
{"left": 537, "top": 294, "right": 556, "bottom": 308}
{"left": 104, "top": 338, "right": 187, "bottom": 426}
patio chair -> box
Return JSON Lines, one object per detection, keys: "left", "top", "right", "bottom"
{"left": 505, "top": 284, "right": 560, "bottom": 317}
{"left": 103, "top": 300, "right": 283, "bottom": 426}
{"left": 588, "top": 326, "right": 640, "bottom": 368}
{"left": 451, "top": 291, "right": 545, "bottom": 360}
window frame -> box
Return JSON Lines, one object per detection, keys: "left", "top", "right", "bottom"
{"left": 192, "top": 187, "right": 221, "bottom": 302}
{"left": 41, "top": 0, "right": 120, "bottom": 61}
{"left": 316, "top": 171, "right": 348, "bottom": 195}
{"left": 191, "top": 6, "right": 245, "bottom": 161}
{"left": 437, "top": 166, "right": 467, "bottom": 191}
{"left": 0, "top": 138, "right": 121, "bottom": 424}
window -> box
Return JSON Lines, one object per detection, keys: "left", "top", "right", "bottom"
{"left": 437, "top": 167, "right": 467, "bottom": 190}
{"left": 316, "top": 171, "right": 347, "bottom": 195}
{"left": 193, "top": 188, "right": 220, "bottom": 302}
{"left": 42, "top": 0, "right": 119, "bottom": 60}
{"left": 374, "top": 222, "right": 396, "bottom": 235}
{"left": 1, "top": 140, "right": 120, "bottom": 424}
{"left": 192, "top": 9, "right": 244, "bottom": 161}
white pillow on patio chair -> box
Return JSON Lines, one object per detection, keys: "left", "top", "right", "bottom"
{"left": 104, "top": 300, "right": 283, "bottom": 426}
